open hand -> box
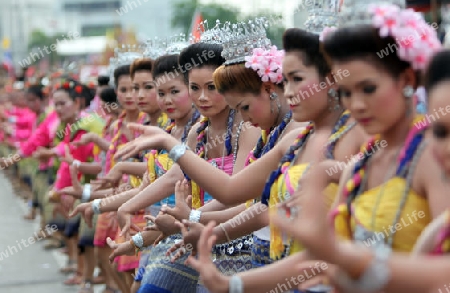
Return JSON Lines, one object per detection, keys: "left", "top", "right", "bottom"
{"left": 161, "top": 180, "right": 192, "bottom": 221}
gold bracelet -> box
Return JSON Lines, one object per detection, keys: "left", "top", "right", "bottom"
{"left": 219, "top": 223, "right": 231, "bottom": 243}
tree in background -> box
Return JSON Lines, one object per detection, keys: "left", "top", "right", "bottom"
{"left": 172, "top": 0, "right": 239, "bottom": 36}
{"left": 28, "top": 29, "right": 63, "bottom": 66}
{"left": 171, "top": 0, "right": 285, "bottom": 48}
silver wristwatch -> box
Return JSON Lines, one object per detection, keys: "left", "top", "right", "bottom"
{"left": 169, "top": 144, "right": 190, "bottom": 163}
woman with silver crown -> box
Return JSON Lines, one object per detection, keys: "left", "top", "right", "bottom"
{"left": 112, "top": 4, "right": 368, "bottom": 292}
{"left": 84, "top": 46, "right": 147, "bottom": 293}
{"left": 158, "top": 18, "right": 306, "bottom": 274}
{"left": 179, "top": 0, "right": 450, "bottom": 292}
{"left": 107, "top": 18, "right": 301, "bottom": 292}
{"left": 103, "top": 31, "right": 260, "bottom": 293}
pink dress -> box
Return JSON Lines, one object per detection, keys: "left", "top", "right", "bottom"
{"left": 18, "top": 110, "right": 59, "bottom": 170}
{"left": 6, "top": 106, "right": 36, "bottom": 148}
{"left": 52, "top": 124, "right": 95, "bottom": 192}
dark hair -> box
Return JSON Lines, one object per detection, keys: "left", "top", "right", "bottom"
{"left": 179, "top": 43, "right": 225, "bottom": 83}
{"left": 282, "top": 28, "right": 331, "bottom": 78}
{"left": 98, "top": 75, "right": 110, "bottom": 86}
{"left": 113, "top": 65, "right": 131, "bottom": 88}
{"left": 27, "top": 85, "right": 44, "bottom": 100}
{"left": 100, "top": 87, "right": 117, "bottom": 104}
{"left": 152, "top": 54, "right": 183, "bottom": 81}
{"left": 323, "top": 25, "right": 411, "bottom": 80}
{"left": 425, "top": 50, "right": 450, "bottom": 92}
{"left": 130, "top": 58, "right": 153, "bottom": 80}
{"left": 55, "top": 79, "right": 94, "bottom": 102}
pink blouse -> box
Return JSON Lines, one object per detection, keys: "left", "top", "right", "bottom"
{"left": 6, "top": 106, "right": 36, "bottom": 147}
{"left": 53, "top": 124, "right": 95, "bottom": 190}
{"left": 18, "top": 110, "right": 59, "bottom": 170}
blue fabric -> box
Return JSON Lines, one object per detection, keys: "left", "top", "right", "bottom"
{"left": 139, "top": 234, "right": 199, "bottom": 293}
{"left": 153, "top": 194, "right": 176, "bottom": 207}
{"left": 64, "top": 215, "right": 80, "bottom": 238}
{"left": 138, "top": 284, "right": 172, "bottom": 293}
{"left": 203, "top": 192, "right": 213, "bottom": 203}
{"left": 134, "top": 267, "right": 146, "bottom": 282}
{"left": 251, "top": 235, "right": 288, "bottom": 268}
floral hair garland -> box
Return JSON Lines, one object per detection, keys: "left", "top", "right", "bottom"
{"left": 320, "top": 4, "right": 442, "bottom": 71}
{"left": 370, "top": 4, "right": 441, "bottom": 70}
{"left": 244, "top": 46, "right": 284, "bottom": 84}
{"left": 55, "top": 79, "right": 84, "bottom": 94}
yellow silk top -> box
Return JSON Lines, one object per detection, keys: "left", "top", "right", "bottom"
{"left": 333, "top": 177, "right": 431, "bottom": 252}
{"left": 269, "top": 164, "right": 339, "bottom": 258}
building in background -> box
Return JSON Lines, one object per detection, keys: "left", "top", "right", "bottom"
{"left": 0, "top": 0, "right": 180, "bottom": 71}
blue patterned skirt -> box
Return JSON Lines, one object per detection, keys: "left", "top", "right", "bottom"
{"left": 212, "top": 234, "right": 253, "bottom": 275}
{"left": 138, "top": 234, "right": 200, "bottom": 293}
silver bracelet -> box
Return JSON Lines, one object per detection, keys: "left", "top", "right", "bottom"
{"left": 189, "top": 209, "right": 202, "bottom": 223}
{"left": 335, "top": 244, "right": 392, "bottom": 292}
{"left": 168, "top": 144, "right": 189, "bottom": 163}
{"left": 81, "top": 184, "right": 91, "bottom": 203}
{"left": 229, "top": 275, "right": 243, "bottom": 293}
{"left": 131, "top": 232, "right": 144, "bottom": 249}
{"left": 91, "top": 199, "right": 102, "bottom": 214}
{"left": 72, "top": 160, "right": 81, "bottom": 167}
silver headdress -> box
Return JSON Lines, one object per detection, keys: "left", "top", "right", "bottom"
{"left": 144, "top": 33, "right": 190, "bottom": 58}
{"left": 195, "top": 19, "right": 227, "bottom": 44}
{"left": 143, "top": 37, "right": 166, "bottom": 59}
{"left": 113, "top": 44, "right": 144, "bottom": 68}
{"left": 108, "top": 57, "right": 116, "bottom": 87}
{"left": 164, "top": 33, "right": 190, "bottom": 55}
{"left": 303, "top": 0, "right": 339, "bottom": 34}
{"left": 338, "top": 0, "right": 406, "bottom": 28}
{"left": 218, "top": 17, "right": 272, "bottom": 65}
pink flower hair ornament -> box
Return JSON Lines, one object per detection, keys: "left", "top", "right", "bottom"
{"left": 319, "top": 26, "right": 338, "bottom": 42}
{"left": 244, "top": 46, "right": 285, "bottom": 84}
{"left": 368, "top": 3, "right": 442, "bottom": 70}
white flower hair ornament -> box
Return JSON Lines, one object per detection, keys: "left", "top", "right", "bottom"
{"left": 244, "top": 46, "right": 285, "bottom": 84}
{"left": 368, "top": 3, "right": 442, "bottom": 70}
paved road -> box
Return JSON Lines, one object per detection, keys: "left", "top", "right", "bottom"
{"left": 0, "top": 172, "right": 104, "bottom": 293}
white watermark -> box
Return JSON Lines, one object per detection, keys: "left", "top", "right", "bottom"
{"left": 154, "top": 50, "right": 216, "bottom": 88}
{"left": 291, "top": 69, "right": 350, "bottom": 103}
{"left": 325, "top": 140, "right": 388, "bottom": 176}
{"left": 116, "top": 0, "right": 150, "bottom": 16}
{"left": 376, "top": 22, "right": 439, "bottom": 59}
{"left": 0, "top": 225, "right": 58, "bottom": 261}
{"left": 267, "top": 262, "right": 329, "bottom": 293}
{"left": 56, "top": 102, "right": 119, "bottom": 139}
{"left": 362, "top": 210, "right": 426, "bottom": 247}
{"left": 18, "top": 31, "right": 80, "bottom": 68}
{"left": 0, "top": 153, "right": 21, "bottom": 169}
{"left": 415, "top": 105, "right": 450, "bottom": 130}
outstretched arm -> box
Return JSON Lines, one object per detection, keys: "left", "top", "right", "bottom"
{"left": 115, "top": 123, "right": 299, "bottom": 206}
{"left": 118, "top": 165, "right": 184, "bottom": 214}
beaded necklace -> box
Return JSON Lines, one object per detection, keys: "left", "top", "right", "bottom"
{"left": 344, "top": 115, "right": 428, "bottom": 248}
{"left": 187, "top": 109, "right": 237, "bottom": 209}
{"left": 325, "top": 110, "right": 356, "bottom": 159}
{"left": 261, "top": 110, "right": 353, "bottom": 206}
{"left": 105, "top": 111, "right": 147, "bottom": 172}
{"left": 245, "top": 111, "right": 293, "bottom": 208}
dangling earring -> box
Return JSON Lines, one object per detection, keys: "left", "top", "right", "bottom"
{"left": 270, "top": 92, "right": 278, "bottom": 113}
{"left": 328, "top": 88, "right": 340, "bottom": 111}
{"left": 403, "top": 85, "right": 414, "bottom": 116}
